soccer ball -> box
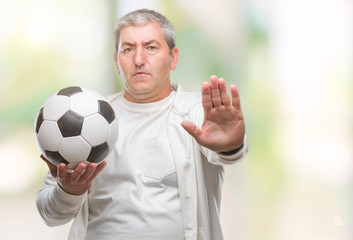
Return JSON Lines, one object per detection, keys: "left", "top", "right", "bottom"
{"left": 34, "top": 86, "right": 119, "bottom": 169}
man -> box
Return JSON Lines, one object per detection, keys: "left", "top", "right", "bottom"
{"left": 36, "top": 8, "right": 248, "bottom": 240}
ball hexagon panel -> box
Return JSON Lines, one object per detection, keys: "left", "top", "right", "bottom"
{"left": 107, "top": 119, "right": 119, "bottom": 150}
{"left": 98, "top": 100, "right": 115, "bottom": 124}
{"left": 81, "top": 113, "right": 110, "bottom": 146}
{"left": 42, "top": 95, "right": 70, "bottom": 121}
{"left": 87, "top": 142, "right": 109, "bottom": 163}
{"left": 57, "top": 110, "right": 84, "bottom": 137}
{"left": 36, "top": 120, "right": 63, "bottom": 152}
{"left": 82, "top": 88, "right": 106, "bottom": 101}
{"left": 59, "top": 136, "right": 91, "bottom": 163}
{"left": 70, "top": 92, "right": 100, "bottom": 117}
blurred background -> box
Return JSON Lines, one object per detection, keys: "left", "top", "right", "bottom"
{"left": 0, "top": 0, "right": 352, "bottom": 239}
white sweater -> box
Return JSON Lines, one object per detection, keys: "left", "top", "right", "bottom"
{"left": 36, "top": 84, "right": 248, "bottom": 240}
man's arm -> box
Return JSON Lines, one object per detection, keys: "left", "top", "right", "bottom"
{"left": 36, "top": 156, "right": 106, "bottom": 226}
{"left": 36, "top": 171, "right": 86, "bottom": 226}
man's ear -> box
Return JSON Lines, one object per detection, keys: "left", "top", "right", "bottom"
{"left": 170, "top": 47, "right": 179, "bottom": 71}
{"left": 114, "top": 53, "right": 120, "bottom": 75}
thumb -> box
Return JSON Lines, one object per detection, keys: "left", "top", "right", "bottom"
{"left": 181, "top": 120, "right": 203, "bottom": 141}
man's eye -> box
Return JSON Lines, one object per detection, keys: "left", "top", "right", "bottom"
{"left": 122, "top": 47, "right": 132, "bottom": 53}
{"left": 121, "top": 46, "right": 136, "bottom": 55}
{"left": 147, "top": 46, "right": 156, "bottom": 50}
{"left": 146, "top": 46, "right": 158, "bottom": 55}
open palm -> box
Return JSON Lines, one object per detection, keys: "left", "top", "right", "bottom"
{"left": 181, "top": 75, "right": 245, "bottom": 153}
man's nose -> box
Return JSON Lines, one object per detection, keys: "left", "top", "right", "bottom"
{"left": 134, "top": 47, "right": 146, "bottom": 67}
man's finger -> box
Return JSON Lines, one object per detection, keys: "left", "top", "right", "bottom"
{"left": 210, "top": 76, "right": 222, "bottom": 107}
{"left": 218, "top": 78, "right": 231, "bottom": 107}
{"left": 230, "top": 84, "right": 241, "bottom": 109}
{"left": 57, "top": 163, "right": 68, "bottom": 182}
{"left": 181, "top": 120, "right": 203, "bottom": 142}
{"left": 71, "top": 162, "right": 87, "bottom": 183}
{"left": 202, "top": 82, "right": 213, "bottom": 111}
{"left": 79, "top": 163, "right": 97, "bottom": 182}
{"left": 87, "top": 161, "right": 107, "bottom": 183}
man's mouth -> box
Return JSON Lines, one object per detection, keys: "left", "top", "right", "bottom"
{"left": 133, "top": 71, "right": 149, "bottom": 76}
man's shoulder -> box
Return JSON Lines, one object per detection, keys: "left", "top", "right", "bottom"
{"left": 105, "top": 91, "right": 124, "bottom": 103}
{"left": 172, "top": 84, "right": 202, "bottom": 115}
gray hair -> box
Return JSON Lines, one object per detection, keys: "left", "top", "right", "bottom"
{"left": 114, "top": 9, "right": 176, "bottom": 54}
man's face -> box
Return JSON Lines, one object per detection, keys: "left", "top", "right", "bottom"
{"left": 114, "top": 23, "right": 179, "bottom": 103}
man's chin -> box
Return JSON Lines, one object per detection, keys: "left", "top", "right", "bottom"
{"left": 124, "top": 89, "right": 156, "bottom": 103}
{"left": 125, "top": 84, "right": 153, "bottom": 96}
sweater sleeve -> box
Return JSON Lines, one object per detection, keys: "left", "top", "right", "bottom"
{"left": 199, "top": 136, "right": 248, "bottom": 165}
{"left": 36, "top": 171, "right": 86, "bottom": 227}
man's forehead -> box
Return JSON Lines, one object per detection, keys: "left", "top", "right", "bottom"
{"left": 119, "top": 23, "right": 163, "bottom": 42}
{"left": 121, "top": 39, "right": 160, "bottom": 46}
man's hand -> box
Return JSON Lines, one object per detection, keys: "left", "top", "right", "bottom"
{"left": 41, "top": 155, "right": 107, "bottom": 195}
{"left": 181, "top": 75, "right": 245, "bottom": 153}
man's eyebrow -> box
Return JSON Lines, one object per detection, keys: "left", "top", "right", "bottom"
{"left": 120, "top": 40, "right": 160, "bottom": 48}
{"left": 143, "top": 40, "right": 160, "bottom": 45}
{"left": 121, "top": 42, "right": 135, "bottom": 47}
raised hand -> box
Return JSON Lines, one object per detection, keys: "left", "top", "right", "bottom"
{"left": 181, "top": 75, "right": 245, "bottom": 153}
{"left": 41, "top": 155, "right": 107, "bottom": 195}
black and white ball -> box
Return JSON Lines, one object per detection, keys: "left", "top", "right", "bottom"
{"left": 34, "top": 86, "right": 118, "bottom": 169}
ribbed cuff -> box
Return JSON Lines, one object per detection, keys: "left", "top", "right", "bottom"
{"left": 52, "top": 185, "right": 86, "bottom": 208}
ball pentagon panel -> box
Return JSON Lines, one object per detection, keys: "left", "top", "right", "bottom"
{"left": 107, "top": 119, "right": 119, "bottom": 150}
{"left": 98, "top": 100, "right": 115, "bottom": 124}
{"left": 45, "top": 151, "right": 69, "bottom": 166}
{"left": 87, "top": 142, "right": 110, "bottom": 164}
{"left": 57, "top": 110, "right": 84, "bottom": 137}
{"left": 35, "top": 107, "right": 44, "bottom": 134}
{"left": 57, "top": 86, "right": 83, "bottom": 97}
